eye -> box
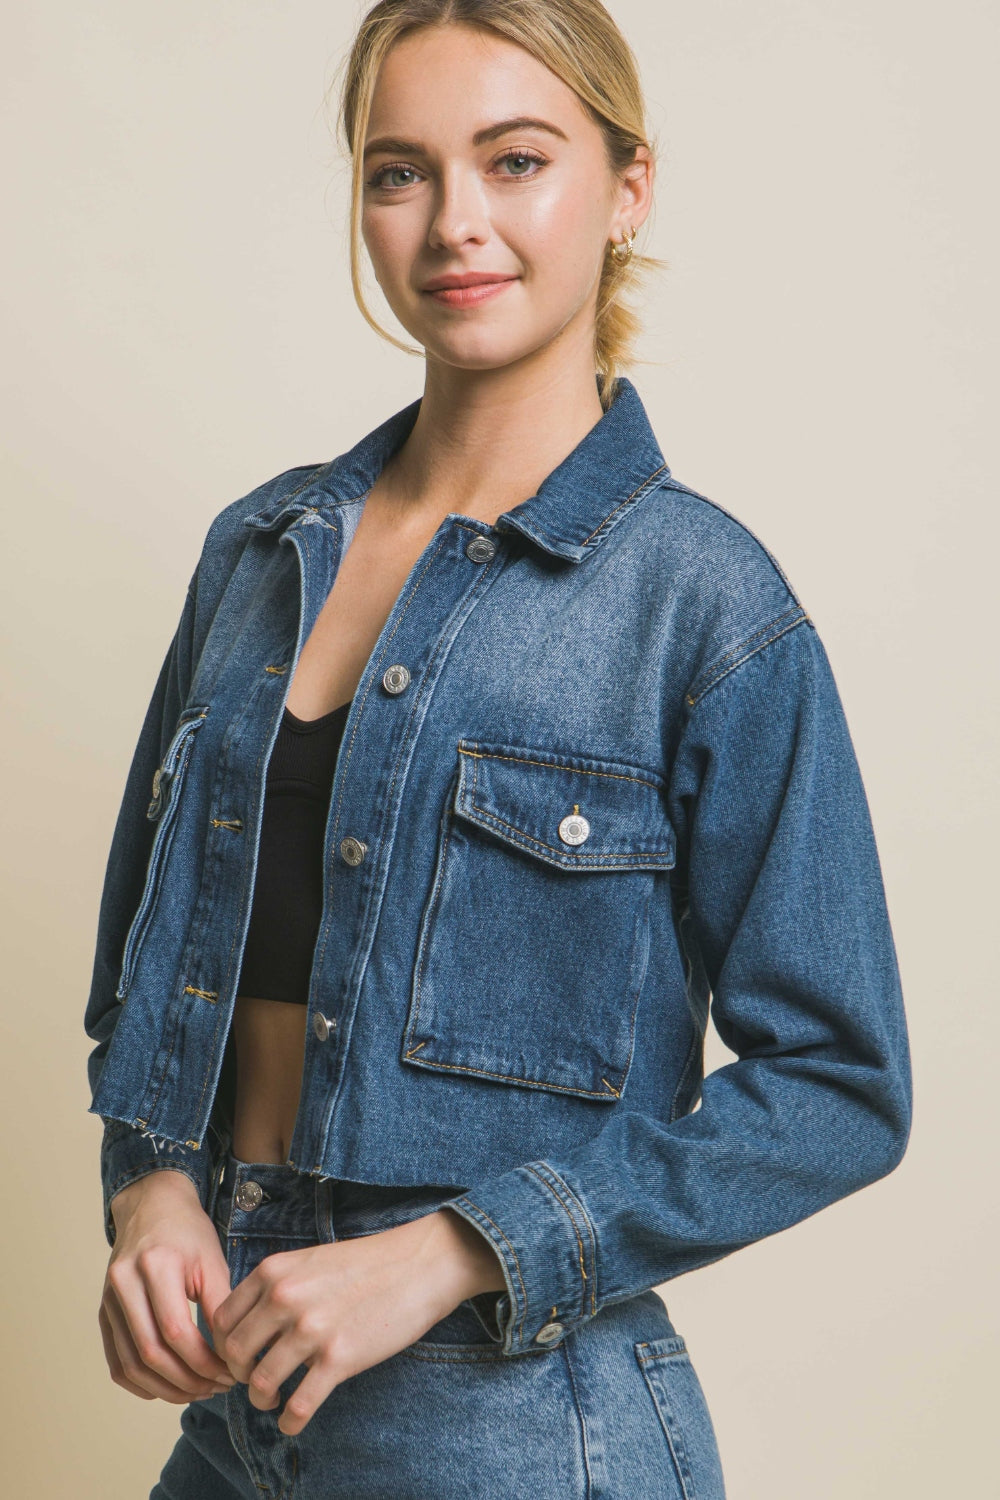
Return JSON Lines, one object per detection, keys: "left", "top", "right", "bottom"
{"left": 493, "top": 148, "right": 548, "bottom": 179}
{"left": 366, "top": 147, "right": 549, "bottom": 192}
{"left": 366, "top": 162, "right": 424, "bottom": 191}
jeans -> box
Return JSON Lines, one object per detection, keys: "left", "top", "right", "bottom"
{"left": 150, "top": 1145, "right": 727, "bottom": 1499}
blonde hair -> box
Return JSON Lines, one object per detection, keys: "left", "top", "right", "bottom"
{"left": 325, "top": 0, "right": 667, "bottom": 409}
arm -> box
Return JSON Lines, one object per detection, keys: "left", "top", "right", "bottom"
{"left": 442, "top": 618, "right": 913, "bottom": 1353}
{"left": 83, "top": 567, "right": 219, "bottom": 1246}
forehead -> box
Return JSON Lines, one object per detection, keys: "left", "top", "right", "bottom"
{"left": 366, "top": 23, "right": 587, "bottom": 139}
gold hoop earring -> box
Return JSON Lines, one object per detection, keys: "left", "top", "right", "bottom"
{"left": 610, "top": 226, "right": 636, "bottom": 264}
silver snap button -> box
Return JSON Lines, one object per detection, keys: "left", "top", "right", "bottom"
{"left": 339, "top": 836, "right": 367, "bottom": 866}
{"left": 313, "top": 1011, "right": 338, "bottom": 1042}
{"left": 534, "top": 1321, "right": 564, "bottom": 1345}
{"left": 382, "top": 664, "right": 411, "bottom": 695}
{"left": 558, "top": 812, "right": 590, "bottom": 846}
{"left": 234, "top": 1180, "right": 263, "bottom": 1211}
{"left": 465, "top": 535, "right": 496, "bottom": 563}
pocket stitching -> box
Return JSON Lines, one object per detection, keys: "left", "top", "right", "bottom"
{"left": 402, "top": 741, "right": 668, "bottom": 1099}
{"left": 459, "top": 742, "right": 676, "bottom": 870}
{"left": 634, "top": 1338, "right": 705, "bottom": 1500}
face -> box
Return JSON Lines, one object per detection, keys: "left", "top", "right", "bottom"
{"left": 360, "top": 23, "right": 652, "bottom": 374}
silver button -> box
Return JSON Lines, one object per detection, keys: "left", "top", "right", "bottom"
{"left": 234, "top": 1180, "right": 263, "bottom": 1211}
{"left": 534, "top": 1321, "right": 564, "bottom": 1345}
{"left": 313, "top": 1011, "right": 338, "bottom": 1042}
{"left": 466, "top": 535, "right": 496, "bottom": 563}
{"left": 558, "top": 812, "right": 590, "bottom": 846}
{"left": 382, "top": 664, "right": 411, "bottom": 695}
{"left": 339, "top": 836, "right": 367, "bottom": 866}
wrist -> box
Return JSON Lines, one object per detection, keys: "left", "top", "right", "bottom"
{"left": 432, "top": 1205, "right": 508, "bottom": 1301}
{"left": 110, "top": 1166, "right": 201, "bottom": 1232}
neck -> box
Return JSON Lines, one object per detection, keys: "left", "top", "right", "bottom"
{"left": 374, "top": 350, "right": 608, "bottom": 526}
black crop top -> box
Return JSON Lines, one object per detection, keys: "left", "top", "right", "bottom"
{"left": 234, "top": 698, "right": 353, "bottom": 1005}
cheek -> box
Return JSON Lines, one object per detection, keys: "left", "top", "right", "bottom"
{"left": 513, "top": 190, "right": 607, "bottom": 289}
{"left": 362, "top": 211, "right": 419, "bottom": 282}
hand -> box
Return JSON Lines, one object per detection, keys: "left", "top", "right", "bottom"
{"left": 99, "top": 1169, "right": 238, "bottom": 1404}
{"left": 212, "top": 1206, "right": 506, "bottom": 1437}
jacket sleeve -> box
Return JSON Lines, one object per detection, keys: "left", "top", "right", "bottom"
{"left": 83, "top": 566, "right": 220, "bottom": 1247}
{"left": 442, "top": 616, "right": 913, "bottom": 1354}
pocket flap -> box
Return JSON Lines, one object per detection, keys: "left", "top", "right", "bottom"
{"left": 453, "top": 739, "right": 676, "bottom": 872}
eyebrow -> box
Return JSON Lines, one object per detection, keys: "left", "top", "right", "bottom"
{"left": 363, "top": 116, "right": 570, "bottom": 160}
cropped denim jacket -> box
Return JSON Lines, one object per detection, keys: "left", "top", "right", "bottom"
{"left": 84, "top": 374, "right": 912, "bottom": 1355}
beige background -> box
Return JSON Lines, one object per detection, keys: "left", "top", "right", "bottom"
{"left": 2, "top": 2, "right": 995, "bottom": 1495}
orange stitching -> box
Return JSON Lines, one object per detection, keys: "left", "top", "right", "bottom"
{"left": 183, "top": 984, "right": 218, "bottom": 1003}
{"left": 524, "top": 1164, "right": 595, "bottom": 1319}
{"left": 402, "top": 1052, "right": 621, "bottom": 1099}
{"left": 457, "top": 744, "right": 662, "bottom": 792}
{"left": 540, "top": 1162, "right": 599, "bottom": 1319}
{"left": 462, "top": 745, "right": 672, "bottom": 866}
{"left": 686, "top": 608, "right": 809, "bottom": 706}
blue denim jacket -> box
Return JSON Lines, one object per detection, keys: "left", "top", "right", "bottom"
{"left": 84, "top": 374, "right": 912, "bottom": 1354}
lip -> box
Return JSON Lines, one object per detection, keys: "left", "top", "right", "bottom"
{"left": 422, "top": 276, "right": 518, "bottom": 308}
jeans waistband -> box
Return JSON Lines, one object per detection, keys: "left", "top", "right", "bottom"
{"left": 209, "top": 1143, "right": 469, "bottom": 1242}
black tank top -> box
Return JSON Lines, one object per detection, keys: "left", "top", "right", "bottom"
{"left": 234, "top": 698, "right": 353, "bottom": 1004}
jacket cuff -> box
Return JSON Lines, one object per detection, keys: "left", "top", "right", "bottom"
{"left": 100, "top": 1117, "right": 217, "bottom": 1248}
{"left": 444, "top": 1160, "right": 597, "bottom": 1355}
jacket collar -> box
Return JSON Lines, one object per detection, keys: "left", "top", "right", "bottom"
{"left": 242, "top": 374, "right": 672, "bottom": 564}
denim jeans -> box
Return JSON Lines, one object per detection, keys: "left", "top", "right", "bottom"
{"left": 150, "top": 1144, "right": 727, "bottom": 1499}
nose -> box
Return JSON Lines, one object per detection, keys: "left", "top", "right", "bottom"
{"left": 427, "top": 165, "right": 490, "bottom": 253}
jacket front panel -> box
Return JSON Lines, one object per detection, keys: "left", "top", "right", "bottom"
{"left": 84, "top": 376, "right": 912, "bottom": 1356}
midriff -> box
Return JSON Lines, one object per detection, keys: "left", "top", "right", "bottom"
{"left": 230, "top": 996, "right": 308, "bottom": 1162}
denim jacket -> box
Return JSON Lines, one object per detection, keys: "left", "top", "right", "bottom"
{"left": 84, "top": 374, "right": 912, "bottom": 1355}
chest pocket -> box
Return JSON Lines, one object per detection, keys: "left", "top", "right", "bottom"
{"left": 401, "top": 739, "right": 676, "bottom": 1102}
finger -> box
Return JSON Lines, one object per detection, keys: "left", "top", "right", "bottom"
{"left": 198, "top": 1244, "right": 236, "bottom": 1343}
{"left": 246, "top": 1325, "right": 317, "bottom": 1413}
{"left": 212, "top": 1266, "right": 267, "bottom": 1338}
{"left": 98, "top": 1302, "right": 155, "bottom": 1400}
{"left": 102, "top": 1292, "right": 231, "bottom": 1403}
{"left": 146, "top": 1254, "right": 235, "bottom": 1384}
{"left": 107, "top": 1259, "right": 233, "bottom": 1397}
{"left": 212, "top": 1271, "right": 270, "bottom": 1376}
{"left": 276, "top": 1358, "right": 339, "bottom": 1438}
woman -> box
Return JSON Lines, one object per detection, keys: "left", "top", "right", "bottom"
{"left": 85, "top": 3, "right": 912, "bottom": 1496}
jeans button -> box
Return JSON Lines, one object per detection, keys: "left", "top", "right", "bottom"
{"left": 382, "top": 664, "right": 411, "bottom": 694}
{"left": 234, "top": 1181, "right": 263, "bottom": 1211}
{"left": 534, "top": 1321, "right": 565, "bottom": 1345}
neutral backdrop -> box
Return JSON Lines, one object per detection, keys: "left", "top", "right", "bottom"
{"left": 3, "top": 2, "right": 995, "bottom": 1496}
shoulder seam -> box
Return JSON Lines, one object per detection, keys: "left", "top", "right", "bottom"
{"left": 685, "top": 606, "right": 812, "bottom": 708}
{"left": 660, "top": 479, "right": 804, "bottom": 606}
